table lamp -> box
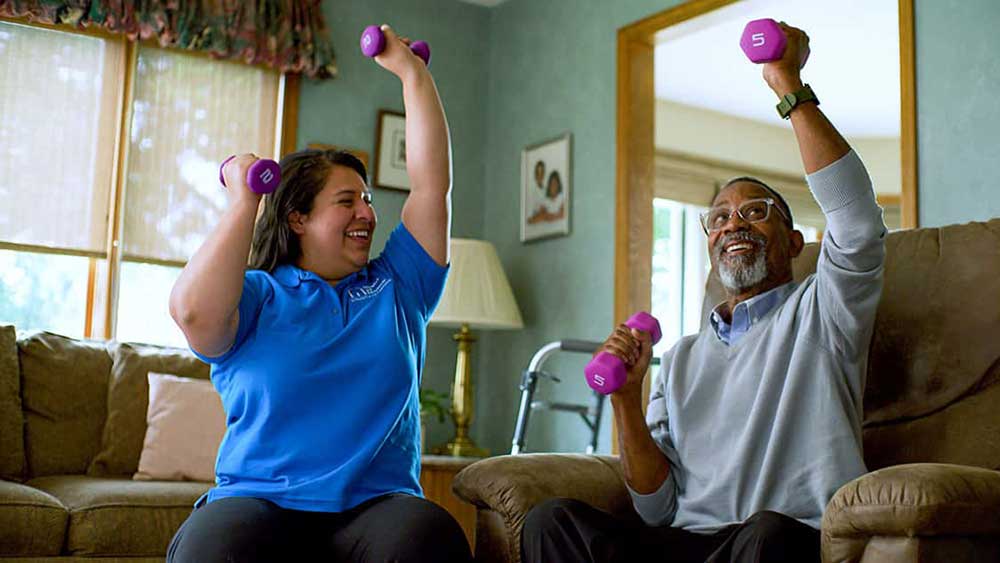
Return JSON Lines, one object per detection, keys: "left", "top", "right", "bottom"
{"left": 430, "top": 238, "right": 523, "bottom": 457}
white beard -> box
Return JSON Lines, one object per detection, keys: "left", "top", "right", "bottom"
{"left": 713, "top": 231, "right": 769, "bottom": 292}
{"left": 718, "top": 251, "right": 768, "bottom": 292}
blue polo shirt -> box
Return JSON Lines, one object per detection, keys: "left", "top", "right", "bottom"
{"left": 193, "top": 224, "right": 448, "bottom": 512}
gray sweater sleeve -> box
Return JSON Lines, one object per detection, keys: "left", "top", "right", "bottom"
{"left": 807, "top": 150, "right": 887, "bottom": 361}
{"left": 627, "top": 353, "right": 680, "bottom": 526}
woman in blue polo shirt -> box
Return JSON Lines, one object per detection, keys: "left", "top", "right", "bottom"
{"left": 166, "top": 25, "right": 470, "bottom": 563}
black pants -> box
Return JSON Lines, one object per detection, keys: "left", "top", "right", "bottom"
{"left": 167, "top": 493, "right": 472, "bottom": 563}
{"left": 521, "top": 498, "right": 820, "bottom": 563}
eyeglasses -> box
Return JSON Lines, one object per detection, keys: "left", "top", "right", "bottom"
{"left": 699, "top": 198, "right": 790, "bottom": 234}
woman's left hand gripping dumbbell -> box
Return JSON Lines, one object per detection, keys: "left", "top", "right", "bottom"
{"left": 363, "top": 25, "right": 430, "bottom": 79}
{"left": 219, "top": 154, "right": 281, "bottom": 202}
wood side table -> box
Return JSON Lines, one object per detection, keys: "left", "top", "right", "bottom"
{"left": 420, "top": 455, "right": 481, "bottom": 550}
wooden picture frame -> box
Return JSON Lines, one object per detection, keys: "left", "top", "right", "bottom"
{"left": 373, "top": 109, "right": 410, "bottom": 191}
{"left": 521, "top": 133, "right": 572, "bottom": 242}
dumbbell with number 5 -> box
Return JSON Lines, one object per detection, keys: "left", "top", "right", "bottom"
{"left": 739, "top": 18, "right": 810, "bottom": 65}
{"left": 584, "top": 312, "right": 662, "bottom": 395}
{"left": 360, "top": 25, "right": 431, "bottom": 66}
{"left": 219, "top": 155, "right": 281, "bottom": 194}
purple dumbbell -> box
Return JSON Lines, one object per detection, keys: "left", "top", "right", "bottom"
{"left": 219, "top": 155, "right": 280, "bottom": 195}
{"left": 739, "top": 18, "right": 809, "bottom": 65}
{"left": 584, "top": 312, "right": 662, "bottom": 395}
{"left": 360, "top": 25, "right": 431, "bottom": 66}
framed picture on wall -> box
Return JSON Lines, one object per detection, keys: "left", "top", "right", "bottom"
{"left": 520, "top": 132, "right": 571, "bottom": 242}
{"left": 373, "top": 109, "right": 410, "bottom": 191}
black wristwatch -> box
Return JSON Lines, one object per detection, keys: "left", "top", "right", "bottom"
{"left": 776, "top": 83, "right": 819, "bottom": 119}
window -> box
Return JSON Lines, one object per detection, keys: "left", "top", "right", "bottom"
{"left": 0, "top": 20, "right": 288, "bottom": 346}
{"left": 0, "top": 249, "right": 92, "bottom": 339}
{"left": 651, "top": 199, "right": 710, "bottom": 358}
{"left": 116, "top": 262, "right": 186, "bottom": 348}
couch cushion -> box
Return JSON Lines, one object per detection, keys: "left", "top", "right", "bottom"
{"left": 0, "top": 324, "right": 26, "bottom": 481}
{"left": 134, "top": 372, "right": 225, "bottom": 482}
{"left": 864, "top": 220, "right": 1000, "bottom": 470}
{"left": 18, "top": 331, "right": 112, "bottom": 477}
{"left": 88, "top": 343, "right": 210, "bottom": 477}
{"left": 28, "top": 475, "right": 211, "bottom": 557}
{"left": 0, "top": 479, "right": 68, "bottom": 556}
{"left": 865, "top": 219, "right": 1000, "bottom": 424}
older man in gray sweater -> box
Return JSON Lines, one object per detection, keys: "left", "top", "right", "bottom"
{"left": 522, "top": 22, "right": 886, "bottom": 563}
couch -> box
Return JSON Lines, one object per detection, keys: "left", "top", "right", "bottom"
{"left": 0, "top": 329, "right": 212, "bottom": 561}
{"left": 453, "top": 218, "right": 1000, "bottom": 563}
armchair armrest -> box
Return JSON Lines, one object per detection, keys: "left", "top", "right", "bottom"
{"left": 822, "top": 463, "right": 1000, "bottom": 562}
{"left": 452, "top": 454, "right": 637, "bottom": 563}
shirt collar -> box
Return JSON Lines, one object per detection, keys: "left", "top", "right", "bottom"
{"left": 272, "top": 263, "right": 369, "bottom": 288}
{"left": 709, "top": 281, "right": 796, "bottom": 342}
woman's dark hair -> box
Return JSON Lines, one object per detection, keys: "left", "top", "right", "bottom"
{"left": 248, "top": 149, "right": 368, "bottom": 273}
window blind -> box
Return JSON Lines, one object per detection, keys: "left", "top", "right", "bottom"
{"left": 0, "top": 21, "right": 124, "bottom": 255}
{"left": 120, "top": 47, "right": 278, "bottom": 264}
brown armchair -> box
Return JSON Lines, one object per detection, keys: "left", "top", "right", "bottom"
{"left": 453, "top": 218, "right": 1000, "bottom": 563}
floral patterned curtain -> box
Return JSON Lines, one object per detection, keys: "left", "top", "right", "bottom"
{"left": 0, "top": 0, "right": 337, "bottom": 79}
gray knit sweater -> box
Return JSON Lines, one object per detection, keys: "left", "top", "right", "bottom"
{"left": 629, "top": 150, "right": 886, "bottom": 532}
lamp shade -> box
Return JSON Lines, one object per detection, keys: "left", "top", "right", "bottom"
{"left": 430, "top": 238, "right": 524, "bottom": 330}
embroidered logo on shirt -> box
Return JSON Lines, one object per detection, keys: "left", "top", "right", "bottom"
{"left": 347, "top": 277, "right": 390, "bottom": 302}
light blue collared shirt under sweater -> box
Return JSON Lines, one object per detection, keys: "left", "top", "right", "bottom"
{"left": 709, "top": 283, "right": 797, "bottom": 346}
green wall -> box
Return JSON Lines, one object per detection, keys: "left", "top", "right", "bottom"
{"left": 299, "top": 0, "right": 1000, "bottom": 457}
{"left": 474, "top": 0, "right": 676, "bottom": 456}
{"left": 297, "top": 0, "right": 491, "bottom": 450}
{"left": 915, "top": 0, "right": 1000, "bottom": 227}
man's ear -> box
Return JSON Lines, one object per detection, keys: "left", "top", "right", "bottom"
{"left": 789, "top": 229, "right": 805, "bottom": 258}
{"left": 288, "top": 211, "right": 306, "bottom": 235}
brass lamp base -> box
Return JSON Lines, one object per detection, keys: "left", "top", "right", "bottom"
{"left": 433, "top": 436, "right": 489, "bottom": 458}
{"left": 433, "top": 324, "right": 490, "bottom": 458}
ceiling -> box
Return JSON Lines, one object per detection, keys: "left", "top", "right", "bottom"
{"left": 655, "top": 0, "right": 900, "bottom": 137}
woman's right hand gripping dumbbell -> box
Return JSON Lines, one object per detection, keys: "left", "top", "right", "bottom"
{"left": 220, "top": 153, "right": 281, "bottom": 205}
{"left": 171, "top": 152, "right": 271, "bottom": 358}
{"left": 220, "top": 154, "right": 265, "bottom": 207}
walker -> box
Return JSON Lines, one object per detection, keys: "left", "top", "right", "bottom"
{"left": 511, "top": 339, "right": 661, "bottom": 455}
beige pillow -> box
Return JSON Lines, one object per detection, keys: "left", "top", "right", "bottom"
{"left": 89, "top": 342, "right": 209, "bottom": 477}
{"left": 134, "top": 372, "right": 224, "bottom": 482}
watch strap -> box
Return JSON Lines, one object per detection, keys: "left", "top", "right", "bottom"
{"left": 776, "top": 83, "right": 819, "bottom": 119}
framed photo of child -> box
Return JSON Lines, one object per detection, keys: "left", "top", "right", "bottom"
{"left": 520, "top": 133, "right": 571, "bottom": 242}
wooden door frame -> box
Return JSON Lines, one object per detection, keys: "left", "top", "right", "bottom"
{"left": 613, "top": 0, "right": 918, "bottom": 451}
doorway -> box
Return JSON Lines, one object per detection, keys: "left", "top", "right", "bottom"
{"left": 615, "top": 0, "right": 916, "bottom": 348}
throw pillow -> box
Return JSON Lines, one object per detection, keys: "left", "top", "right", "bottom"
{"left": 88, "top": 342, "right": 209, "bottom": 476}
{"left": 134, "top": 372, "right": 224, "bottom": 482}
